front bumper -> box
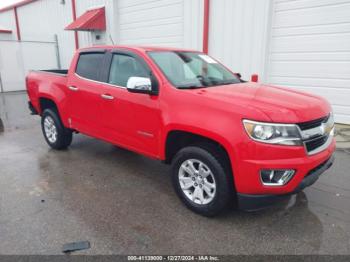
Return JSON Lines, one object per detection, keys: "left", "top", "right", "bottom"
{"left": 232, "top": 136, "right": 336, "bottom": 195}
{"left": 237, "top": 154, "right": 335, "bottom": 211}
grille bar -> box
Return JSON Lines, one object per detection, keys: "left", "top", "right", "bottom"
{"left": 297, "top": 114, "right": 334, "bottom": 155}
{"left": 297, "top": 115, "right": 329, "bottom": 131}
{"left": 305, "top": 135, "right": 328, "bottom": 152}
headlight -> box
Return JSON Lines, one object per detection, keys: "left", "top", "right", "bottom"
{"left": 243, "top": 120, "right": 302, "bottom": 146}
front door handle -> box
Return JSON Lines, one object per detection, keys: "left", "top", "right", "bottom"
{"left": 69, "top": 86, "right": 79, "bottom": 91}
{"left": 101, "top": 94, "right": 114, "bottom": 100}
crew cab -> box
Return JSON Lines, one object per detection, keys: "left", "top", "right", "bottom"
{"left": 26, "top": 46, "right": 336, "bottom": 216}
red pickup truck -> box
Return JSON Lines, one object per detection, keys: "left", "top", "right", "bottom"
{"left": 26, "top": 46, "right": 335, "bottom": 216}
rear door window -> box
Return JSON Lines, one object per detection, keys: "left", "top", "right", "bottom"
{"left": 76, "top": 53, "right": 105, "bottom": 81}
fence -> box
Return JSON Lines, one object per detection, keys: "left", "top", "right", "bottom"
{"left": 0, "top": 37, "right": 60, "bottom": 92}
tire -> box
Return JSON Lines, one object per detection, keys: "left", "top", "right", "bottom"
{"left": 171, "top": 145, "right": 233, "bottom": 216}
{"left": 41, "top": 108, "right": 73, "bottom": 150}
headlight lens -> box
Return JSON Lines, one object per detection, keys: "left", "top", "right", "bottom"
{"left": 243, "top": 120, "right": 302, "bottom": 146}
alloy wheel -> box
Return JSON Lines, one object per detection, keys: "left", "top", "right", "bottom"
{"left": 178, "top": 159, "right": 216, "bottom": 205}
{"left": 43, "top": 116, "right": 58, "bottom": 143}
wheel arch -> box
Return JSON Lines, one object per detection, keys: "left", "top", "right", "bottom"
{"left": 39, "top": 96, "right": 58, "bottom": 114}
{"left": 163, "top": 128, "right": 236, "bottom": 191}
{"left": 163, "top": 125, "right": 234, "bottom": 158}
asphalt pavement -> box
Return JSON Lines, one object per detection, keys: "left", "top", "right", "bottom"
{"left": 0, "top": 91, "right": 349, "bottom": 255}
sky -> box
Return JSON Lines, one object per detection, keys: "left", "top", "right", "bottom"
{"left": 0, "top": 0, "right": 24, "bottom": 9}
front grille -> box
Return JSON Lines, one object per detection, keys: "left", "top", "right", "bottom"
{"left": 298, "top": 113, "right": 333, "bottom": 155}
{"left": 305, "top": 135, "right": 329, "bottom": 152}
{"left": 297, "top": 115, "right": 329, "bottom": 130}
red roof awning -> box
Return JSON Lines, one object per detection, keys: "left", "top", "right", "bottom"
{"left": 65, "top": 7, "right": 106, "bottom": 31}
{"left": 0, "top": 28, "right": 12, "bottom": 34}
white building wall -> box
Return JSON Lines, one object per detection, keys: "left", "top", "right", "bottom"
{"left": 0, "top": 40, "right": 58, "bottom": 91}
{"left": 75, "top": 0, "right": 109, "bottom": 48}
{"left": 208, "top": 0, "right": 272, "bottom": 81}
{"left": 118, "top": 0, "right": 184, "bottom": 47}
{"left": 1, "top": 0, "right": 204, "bottom": 66}
{"left": 266, "top": 0, "right": 350, "bottom": 124}
{"left": 17, "top": 0, "right": 76, "bottom": 68}
{"left": 116, "top": 0, "right": 203, "bottom": 50}
{"left": 0, "top": 10, "right": 17, "bottom": 40}
{"left": 183, "top": 0, "right": 204, "bottom": 50}
{"left": 1, "top": 0, "right": 349, "bottom": 124}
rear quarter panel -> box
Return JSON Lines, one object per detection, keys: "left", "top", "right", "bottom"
{"left": 26, "top": 71, "right": 69, "bottom": 126}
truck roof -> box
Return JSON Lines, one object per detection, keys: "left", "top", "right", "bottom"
{"left": 79, "top": 45, "right": 201, "bottom": 53}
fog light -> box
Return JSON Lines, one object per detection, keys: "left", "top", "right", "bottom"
{"left": 260, "top": 169, "right": 295, "bottom": 186}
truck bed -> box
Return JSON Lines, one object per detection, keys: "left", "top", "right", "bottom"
{"left": 34, "top": 69, "right": 68, "bottom": 76}
{"left": 26, "top": 69, "right": 69, "bottom": 115}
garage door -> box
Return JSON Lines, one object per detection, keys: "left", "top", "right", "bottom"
{"left": 267, "top": 0, "right": 350, "bottom": 124}
{"left": 118, "top": 0, "right": 184, "bottom": 47}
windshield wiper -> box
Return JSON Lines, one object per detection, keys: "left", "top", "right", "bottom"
{"left": 215, "top": 80, "right": 240, "bottom": 85}
{"left": 177, "top": 85, "right": 206, "bottom": 89}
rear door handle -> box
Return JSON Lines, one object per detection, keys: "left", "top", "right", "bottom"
{"left": 69, "top": 86, "right": 79, "bottom": 91}
{"left": 101, "top": 94, "right": 114, "bottom": 100}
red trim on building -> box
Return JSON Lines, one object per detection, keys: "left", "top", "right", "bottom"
{"left": 65, "top": 7, "right": 106, "bottom": 31}
{"left": 0, "top": 29, "right": 12, "bottom": 34}
{"left": 203, "top": 0, "right": 210, "bottom": 54}
{"left": 0, "top": 0, "right": 37, "bottom": 13}
{"left": 14, "top": 7, "right": 21, "bottom": 40}
{"left": 71, "top": 0, "right": 79, "bottom": 50}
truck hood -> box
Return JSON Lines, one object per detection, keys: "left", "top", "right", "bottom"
{"left": 195, "top": 82, "right": 331, "bottom": 123}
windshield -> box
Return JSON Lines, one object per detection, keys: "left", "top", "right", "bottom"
{"left": 148, "top": 51, "right": 241, "bottom": 89}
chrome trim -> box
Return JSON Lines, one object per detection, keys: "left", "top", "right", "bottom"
{"left": 306, "top": 128, "right": 334, "bottom": 156}
{"left": 243, "top": 115, "right": 334, "bottom": 155}
{"left": 300, "top": 125, "right": 324, "bottom": 139}
{"left": 68, "top": 86, "right": 79, "bottom": 91}
{"left": 246, "top": 136, "right": 301, "bottom": 145}
{"left": 243, "top": 119, "right": 298, "bottom": 127}
{"left": 74, "top": 73, "right": 127, "bottom": 89}
{"left": 300, "top": 114, "right": 334, "bottom": 155}
{"left": 299, "top": 114, "right": 334, "bottom": 140}
{"left": 101, "top": 94, "right": 114, "bottom": 100}
{"left": 260, "top": 169, "right": 295, "bottom": 187}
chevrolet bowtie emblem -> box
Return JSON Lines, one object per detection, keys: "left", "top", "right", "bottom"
{"left": 320, "top": 123, "right": 326, "bottom": 135}
{"left": 321, "top": 121, "right": 334, "bottom": 136}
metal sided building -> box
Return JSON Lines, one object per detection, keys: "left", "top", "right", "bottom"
{"left": 0, "top": 0, "right": 350, "bottom": 124}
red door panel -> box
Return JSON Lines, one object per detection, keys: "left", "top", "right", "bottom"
{"left": 98, "top": 84, "right": 161, "bottom": 158}
{"left": 67, "top": 75, "right": 103, "bottom": 137}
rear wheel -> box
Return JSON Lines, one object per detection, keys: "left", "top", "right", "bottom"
{"left": 171, "top": 145, "right": 233, "bottom": 216}
{"left": 41, "top": 109, "right": 72, "bottom": 150}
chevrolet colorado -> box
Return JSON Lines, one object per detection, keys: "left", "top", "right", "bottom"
{"left": 26, "top": 46, "right": 335, "bottom": 216}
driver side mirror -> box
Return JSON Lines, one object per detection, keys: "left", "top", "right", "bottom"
{"left": 126, "top": 77, "right": 157, "bottom": 95}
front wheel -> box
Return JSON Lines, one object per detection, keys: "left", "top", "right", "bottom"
{"left": 41, "top": 109, "right": 72, "bottom": 150}
{"left": 171, "top": 145, "right": 233, "bottom": 216}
